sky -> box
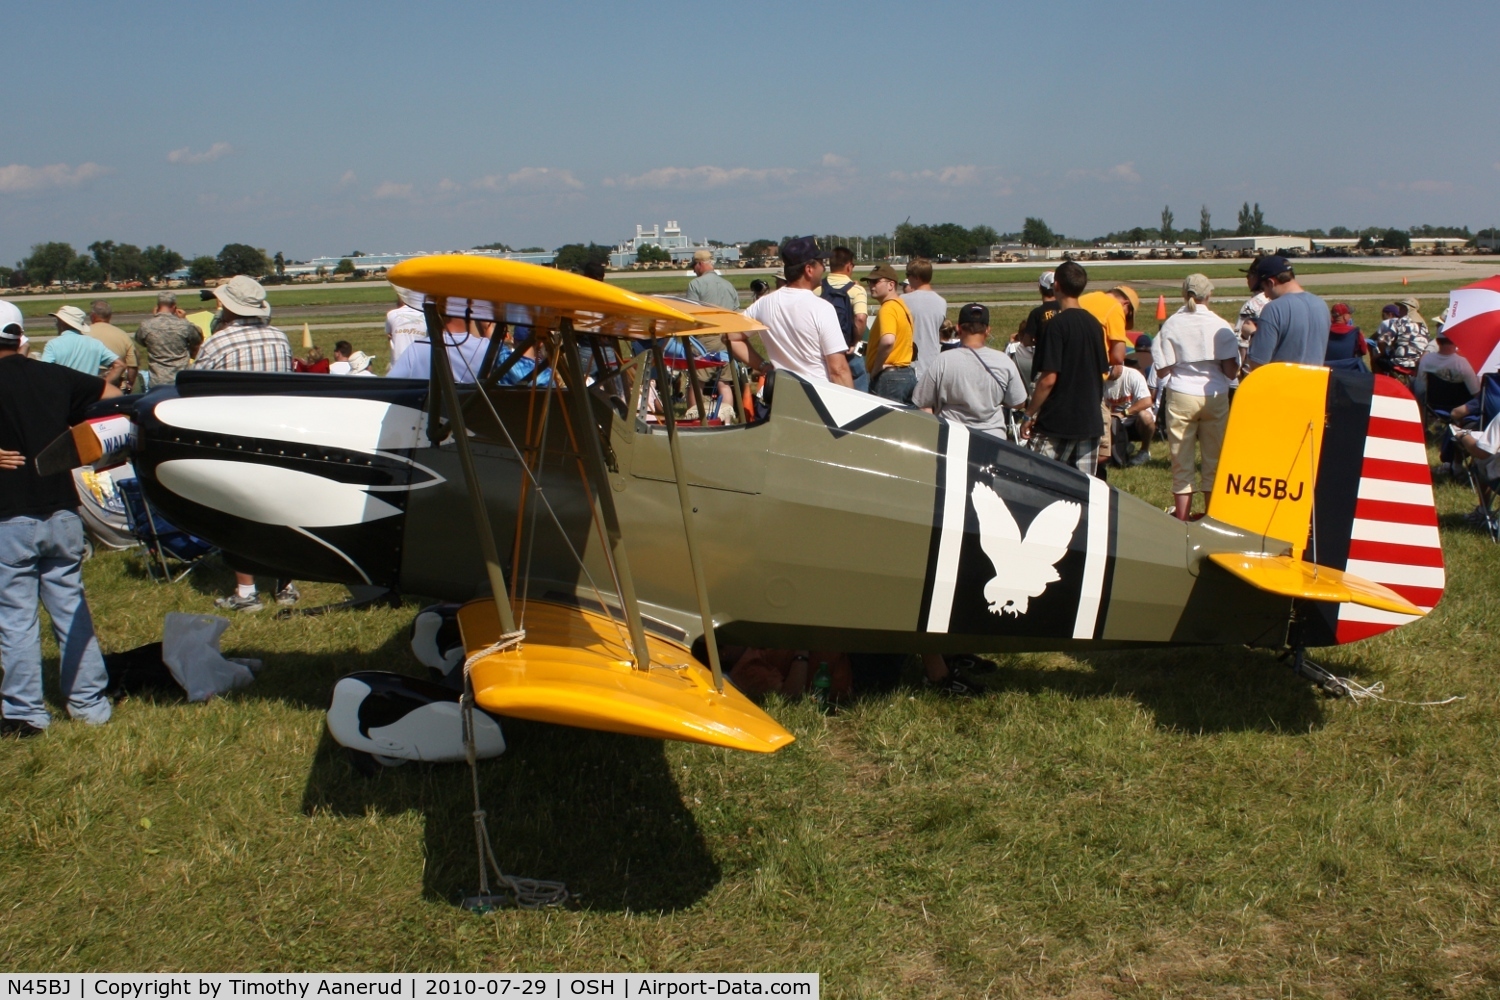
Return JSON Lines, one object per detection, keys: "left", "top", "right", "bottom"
{"left": 4, "top": 1, "right": 1499, "bottom": 264}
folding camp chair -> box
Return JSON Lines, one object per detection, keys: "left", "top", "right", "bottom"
{"left": 1457, "top": 374, "right": 1500, "bottom": 542}
{"left": 116, "top": 477, "right": 219, "bottom": 582}
{"left": 1421, "top": 374, "right": 1477, "bottom": 438}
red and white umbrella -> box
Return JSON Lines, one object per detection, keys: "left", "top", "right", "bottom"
{"left": 1441, "top": 275, "right": 1500, "bottom": 374}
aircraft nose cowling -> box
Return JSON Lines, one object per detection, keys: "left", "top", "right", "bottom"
{"left": 129, "top": 378, "right": 440, "bottom": 587}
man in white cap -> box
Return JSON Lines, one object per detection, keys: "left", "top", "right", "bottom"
{"left": 188, "top": 276, "right": 298, "bottom": 611}
{"left": 0, "top": 299, "right": 121, "bottom": 736}
{"left": 194, "top": 274, "right": 293, "bottom": 373}
{"left": 685, "top": 249, "right": 741, "bottom": 311}
{"left": 386, "top": 285, "right": 427, "bottom": 365}
{"left": 41, "top": 305, "right": 123, "bottom": 383}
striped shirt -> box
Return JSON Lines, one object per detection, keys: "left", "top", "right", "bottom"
{"left": 194, "top": 318, "right": 293, "bottom": 373}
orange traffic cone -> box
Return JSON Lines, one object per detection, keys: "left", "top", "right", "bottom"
{"left": 1155, "top": 295, "right": 1167, "bottom": 321}
{"left": 1402, "top": 276, "right": 1409, "bottom": 286}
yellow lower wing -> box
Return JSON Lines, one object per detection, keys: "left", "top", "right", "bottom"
{"left": 1208, "top": 553, "right": 1424, "bottom": 616}
{"left": 458, "top": 599, "right": 794, "bottom": 753}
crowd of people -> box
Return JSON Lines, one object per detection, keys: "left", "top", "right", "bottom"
{"left": 1, "top": 243, "right": 1493, "bottom": 730}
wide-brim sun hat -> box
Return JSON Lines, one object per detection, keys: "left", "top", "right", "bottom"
{"left": 212, "top": 274, "right": 271, "bottom": 318}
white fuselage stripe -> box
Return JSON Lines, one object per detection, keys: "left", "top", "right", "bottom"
{"left": 1361, "top": 436, "right": 1428, "bottom": 465}
{"left": 1350, "top": 518, "right": 1441, "bottom": 547}
{"left": 924, "top": 423, "right": 970, "bottom": 634}
{"left": 1343, "top": 559, "right": 1447, "bottom": 588}
{"left": 1072, "top": 476, "right": 1110, "bottom": 639}
{"left": 1356, "top": 477, "right": 1437, "bottom": 505}
{"left": 1368, "top": 393, "right": 1421, "bottom": 421}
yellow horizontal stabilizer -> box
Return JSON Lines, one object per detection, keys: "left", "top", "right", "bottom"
{"left": 1208, "top": 553, "right": 1424, "bottom": 616}
{"left": 387, "top": 255, "right": 703, "bottom": 338}
{"left": 458, "top": 599, "right": 794, "bottom": 754}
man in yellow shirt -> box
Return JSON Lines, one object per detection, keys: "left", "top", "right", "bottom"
{"left": 862, "top": 263, "right": 916, "bottom": 403}
{"left": 1079, "top": 284, "right": 1138, "bottom": 470}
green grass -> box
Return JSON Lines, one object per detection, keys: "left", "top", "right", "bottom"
{"left": 3, "top": 412, "right": 1499, "bottom": 993}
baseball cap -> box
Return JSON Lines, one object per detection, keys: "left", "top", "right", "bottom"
{"left": 1038, "top": 271, "right": 1056, "bottom": 291}
{"left": 49, "top": 304, "right": 90, "bottom": 333}
{"left": 1110, "top": 285, "right": 1140, "bottom": 313}
{"left": 1331, "top": 302, "right": 1352, "bottom": 317}
{"left": 957, "top": 303, "right": 989, "bottom": 327}
{"left": 1397, "top": 296, "right": 1421, "bottom": 314}
{"left": 779, "top": 236, "right": 821, "bottom": 268}
{"left": 1133, "top": 333, "right": 1153, "bottom": 350}
{"left": 0, "top": 300, "right": 23, "bottom": 344}
{"left": 1246, "top": 255, "right": 1292, "bottom": 282}
{"left": 213, "top": 274, "right": 271, "bottom": 318}
{"left": 1182, "top": 273, "right": 1214, "bottom": 301}
{"left": 692, "top": 248, "right": 714, "bottom": 264}
{"left": 1382, "top": 303, "right": 1401, "bottom": 316}
{"left": 862, "top": 263, "right": 902, "bottom": 285}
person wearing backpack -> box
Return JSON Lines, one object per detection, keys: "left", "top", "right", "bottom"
{"left": 816, "top": 246, "right": 869, "bottom": 390}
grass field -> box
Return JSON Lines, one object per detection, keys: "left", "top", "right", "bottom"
{"left": 2, "top": 389, "right": 1498, "bottom": 994}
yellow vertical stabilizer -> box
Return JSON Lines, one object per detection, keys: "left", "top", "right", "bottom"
{"left": 1208, "top": 363, "right": 1329, "bottom": 558}
{"left": 458, "top": 599, "right": 795, "bottom": 754}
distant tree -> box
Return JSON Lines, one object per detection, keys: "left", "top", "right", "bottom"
{"left": 22, "top": 242, "right": 78, "bottom": 286}
{"left": 636, "top": 244, "right": 672, "bottom": 264}
{"left": 473, "top": 242, "right": 513, "bottom": 251}
{"left": 1199, "top": 206, "right": 1211, "bottom": 244}
{"left": 8, "top": 267, "right": 26, "bottom": 288}
{"left": 742, "top": 239, "right": 778, "bottom": 261}
{"left": 1236, "top": 202, "right": 1253, "bottom": 236}
{"left": 88, "top": 241, "right": 118, "bottom": 279}
{"left": 315, "top": 265, "right": 328, "bottom": 278}
{"left": 333, "top": 258, "right": 357, "bottom": 275}
{"left": 969, "top": 225, "right": 1001, "bottom": 252}
{"left": 552, "top": 242, "right": 612, "bottom": 272}
{"left": 273, "top": 251, "right": 286, "bottom": 276}
{"left": 66, "top": 254, "right": 102, "bottom": 285}
{"left": 217, "top": 243, "right": 269, "bottom": 278}
{"left": 1380, "top": 228, "right": 1412, "bottom": 250}
{"left": 349, "top": 251, "right": 367, "bottom": 258}
{"left": 0, "top": 266, "right": 11, "bottom": 287}
{"left": 1160, "top": 206, "right": 1175, "bottom": 243}
{"left": 142, "top": 245, "right": 185, "bottom": 281}
{"left": 1251, "top": 203, "right": 1266, "bottom": 235}
{"left": 1328, "top": 226, "right": 1354, "bottom": 239}
{"left": 1021, "top": 217, "right": 1056, "bottom": 247}
{"left": 187, "top": 255, "right": 220, "bottom": 286}
{"left": 518, "top": 246, "right": 545, "bottom": 253}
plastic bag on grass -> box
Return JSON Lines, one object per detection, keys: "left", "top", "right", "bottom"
{"left": 161, "top": 613, "right": 257, "bottom": 702}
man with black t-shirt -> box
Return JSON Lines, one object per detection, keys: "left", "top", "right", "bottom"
{"left": 1020, "top": 270, "right": 1060, "bottom": 351}
{"left": 1020, "top": 261, "right": 1109, "bottom": 475}
{"left": 0, "top": 300, "right": 121, "bottom": 737}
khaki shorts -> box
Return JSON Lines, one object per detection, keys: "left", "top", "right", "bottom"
{"left": 1164, "top": 390, "right": 1229, "bottom": 495}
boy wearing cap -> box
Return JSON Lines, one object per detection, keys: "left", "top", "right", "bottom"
{"left": 741, "top": 237, "right": 853, "bottom": 387}
{"left": 686, "top": 249, "right": 741, "bottom": 311}
{"left": 1243, "top": 256, "right": 1329, "bottom": 370}
{"left": 1019, "top": 271, "right": 1059, "bottom": 353}
{"left": 41, "top": 305, "right": 123, "bottom": 382}
{"left": 861, "top": 263, "right": 917, "bottom": 403}
{"left": 135, "top": 291, "right": 203, "bottom": 386}
{"left": 913, "top": 303, "right": 1026, "bottom": 436}
{"left": 0, "top": 300, "right": 122, "bottom": 737}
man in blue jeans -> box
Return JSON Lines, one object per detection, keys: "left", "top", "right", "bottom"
{"left": 0, "top": 300, "right": 121, "bottom": 737}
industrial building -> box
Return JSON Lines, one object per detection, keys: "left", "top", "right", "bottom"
{"left": 608, "top": 222, "right": 739, "bottom": 269}
{"left": 1203, "top": 236, "right": 1313, "bottom": 254}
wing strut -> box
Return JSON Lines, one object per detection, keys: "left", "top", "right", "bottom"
{"left": 558, "top": 320, "right": 654, "bottom": 671}
{"left": 423, "top": 303, "right": 518, "bottom": 636}
{"left": 650, "top": 337, "right": 726, "bottom": 693}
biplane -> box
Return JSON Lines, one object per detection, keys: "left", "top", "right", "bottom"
{"left": 60, "top": 256, "right": 1445, "bottom": 762}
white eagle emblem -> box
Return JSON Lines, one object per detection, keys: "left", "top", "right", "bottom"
{"left": 969, "top": 482, "right": 1081, "bottom": 617}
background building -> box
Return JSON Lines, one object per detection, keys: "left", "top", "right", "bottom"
{"left": 609, "top": 222, "right": 740, "bottom": 269}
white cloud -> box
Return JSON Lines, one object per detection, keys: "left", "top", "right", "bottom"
{"left": 889, "top": 165, "right": 981, "bottom": 186}
{"left": 822, "top": 153, "right": 851, "bottom": 168}
{"left": 475, "top": 167, "right": 584, "bottom": 192}
{"left": 167, "top": 142, "right": 233, "bottom": 165}
{"left": 372, "top": 181, "right": 415, "bottom": 200}
{"left": 337, "top": 170, "right": 358, "bottom": 187}
{"left": 1066, "top": 161, "right": 1141, "bottom": 184}
{"left": 436, "top": 178, "right": 461, "bottom": 193}
{"left": 0, "top": 161, "right": 109, "bottom": 194}
{"left": 604, "top": 165, "right": 797, "bottom": 191}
